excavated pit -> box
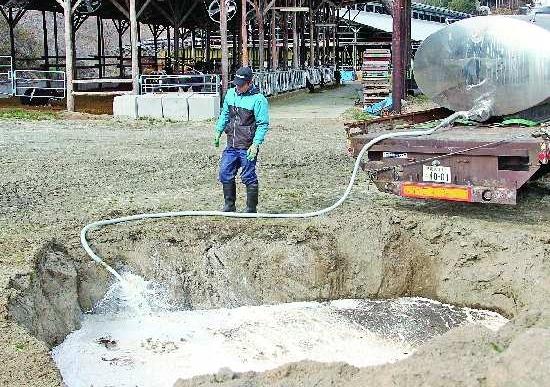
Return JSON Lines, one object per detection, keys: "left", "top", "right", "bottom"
{"left": 6, "top": 212, "right": 548, "bottom": 386}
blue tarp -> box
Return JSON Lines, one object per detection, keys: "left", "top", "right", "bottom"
{"left": 364, "top": 95, "right": 393, "bottom": 115}
{"left": 341, "top": 70, "right": 355, "bottom": 82}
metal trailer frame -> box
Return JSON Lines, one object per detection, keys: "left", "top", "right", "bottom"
{"left": 346, "top": 114, "right": 550, "bottom": 205}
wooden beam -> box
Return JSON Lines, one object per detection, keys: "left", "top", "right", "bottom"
{"left": 13, "top": 9, "right": 26, "bottom": 25}
{"left": 151, "top": 0, "right": 174, "bottom": 25}
{"left": 176, "top": 0, "right": 200, "bottom": 28}
{"left": 106, "top": 0, "right": 130, "bottom": 19}
{"left": 0, "top": 7, "right": 8, "bottom": 23}
{"left": 71, "top": 0, "right": 85, "bottom": 14}
{"left": 137, "top": 0, "right": 154, "bottom": 19}
{"left": 263, "top": 0, "right": 277, "bottom": 16}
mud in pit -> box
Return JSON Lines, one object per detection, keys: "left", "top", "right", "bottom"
{"left": 1, "top": 84, "right": 549, "bottom": 386}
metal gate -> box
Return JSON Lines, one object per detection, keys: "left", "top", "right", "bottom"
{"left": 14, "top": 70, "right": 66, "bottom": 99}
{"left": 254, "top": 67, "right": 335, "bottom": 97}
{"left": 140, "top": 73, "right": 220, "bottom": 95}
{"left": 0, "top": 56, "right": 13, "bottom": 97}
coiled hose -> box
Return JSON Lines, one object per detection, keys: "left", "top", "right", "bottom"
{"left": 81, "top": 111, "right": 469, "bottom": 281}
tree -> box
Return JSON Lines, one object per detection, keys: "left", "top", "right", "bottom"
{"left": 447, "top": 0, "right": 478, "bottom": 12}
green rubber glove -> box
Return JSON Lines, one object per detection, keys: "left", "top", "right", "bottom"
{"left": 246, "top": 144, "right": 258, "bottom": 161}
{"left": 213, "top": 132, "right": 221, "bottom": 148}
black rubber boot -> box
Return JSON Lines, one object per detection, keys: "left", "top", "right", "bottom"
{"left": 245, "top": 184, "right": 259, "bottom": 213}
{"left": 222, "top": 182, "right": 236, "bottom": 212}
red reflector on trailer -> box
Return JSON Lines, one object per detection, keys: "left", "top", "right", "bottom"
{"left": 401, "top": 183, "right": 472, "bottom": 202}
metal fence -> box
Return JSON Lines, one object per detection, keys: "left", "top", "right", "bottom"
{"left": 254, "top": 67, "right": 335, "bottom": 97}
{"left": 13, "top": 70, "right": 66, "bottom": 99}
{"left": 140, "top": 73, "right": 220, "bottom": 95}
{"left": 0, "top": 56, "right": 13, "bottom": 96}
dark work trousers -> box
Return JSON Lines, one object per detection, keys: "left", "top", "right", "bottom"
{"left": 219, "top": 147, "right": 258, "bottom": 186}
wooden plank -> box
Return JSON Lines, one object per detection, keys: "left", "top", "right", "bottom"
{"left": 73, "top": 78, "right": 133, "bottom": 84}
{"left": 273, "top": 7, "right": 309, "bottom": 11}
{"left": 73, "top": 91, "right": 132, "bottom": 96}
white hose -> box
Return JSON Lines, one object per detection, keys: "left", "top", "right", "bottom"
{"left": 81, "top": 111, "right": 469, "bottom": 281}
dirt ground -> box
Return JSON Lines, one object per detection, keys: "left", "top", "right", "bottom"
{"left": 1, "top": 83, "right": 549, "bottom": 386}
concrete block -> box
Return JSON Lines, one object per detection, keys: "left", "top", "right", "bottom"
{"left": 188, "top": 94, "right": 221, "bottom": 121}
{"left": 161, "top": 92, "right": 194, "bottom": 121}
{"left": 113, "top": 95, "right": 138, "bottom": 119}
{"left": 137, "top": 94, "right": 164, "bottom": 119}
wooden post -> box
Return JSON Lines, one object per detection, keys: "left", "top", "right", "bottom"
{"left": 205, "top": 29, "right": 210, "bottom": 62}
{"left": 137, "top": 22, "right": 142, "bottom": 73}
{"left": 53, "top": 11, "right": 59, "bottom": 69}
{"left": 300, "top": 12, "right": 306, "bottom": 67}
{"left": 8, "top": 10, "right": 16, "bottom": 70}
{"left": 174, "top": 26, "right": 180, "bottom": 72}
{"left": 232, "top": 27, "right": 238, "bottom": 69}
{"left": 330, "top": 6, "right": 335, "bottom": 65}
{"left": 282, "top": 11, "right": 288, "bottom": 69}
{"left": 292, "top": 2, "right": 299, "bottom": 69}
{"left": 251, "top": 24, "right": 256, "bottom": 68}
{"left": 191, "top": 29, "right": 196, "bottom": 64}
{"left": 114, "top": 20, "right": 125, "bottom": 77}
{"left": 220, "top": 0, "right": 229, "bottom": 95}
{"left": 96, "top": 16, "right": 102, "bottom": 79}
{"left": 270, "top": 10, "right": 277, "bottom": 70}
{"left": 167, "top": 26, "right": 171, "bottom": 64}
{"left": 308, "top": 1, "right": 314, "bottom": 68}
{"left": 42, "top": 11, "right": 49, "bottom": 69}
{"left": 391, "top": 0, "right": 411, "bottom": 113}
{"left": 254, "top": 1, "right": 265, "bottom": 71}
{"left": 241, "top": 0, "right": 248, "bottom": 66}
{"left": 130, "top": 0, "right": 139, "bottom": 93}
{"left": 61, "top": 0, "right": 75, "bottom": 111}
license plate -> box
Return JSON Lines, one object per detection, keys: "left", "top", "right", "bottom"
{"left": 423, "top": 165, "right": 451, "bottom": 183}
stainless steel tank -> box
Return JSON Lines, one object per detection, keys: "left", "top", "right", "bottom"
{"left": 414, "top": 16, "right": 550, "bottom": 120}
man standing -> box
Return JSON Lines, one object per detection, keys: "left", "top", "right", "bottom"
{"left": 214, "top": 67, "right": 270, "bottom": 213}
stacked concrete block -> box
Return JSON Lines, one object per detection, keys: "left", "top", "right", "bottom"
{"left": 113, "top": 93, "right": 221, "bottom": 121}
{"left": 161, "top": 92, "right": 194, "bottom": 121}
{"left": 137, "top": 94, "right": 164, "bottom": 119}
{"left": 188, "top": 94, "right": 220, "bottom": 120}
{"left": 113, "top": 95, "right": 138, "bottom": 119}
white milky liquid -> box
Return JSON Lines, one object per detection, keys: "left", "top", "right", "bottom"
{"left": 52, "top": 274, "right": 508, "bottom": 387}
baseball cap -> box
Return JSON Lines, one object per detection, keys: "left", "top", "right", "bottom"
{"left": 233, "top": 67, "right": 253, "bottom": 86}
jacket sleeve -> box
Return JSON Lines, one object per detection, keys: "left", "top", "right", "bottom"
{"left": 252, "top": 95, "right": 270, "bottom": 145}
{"left": 215, "top": 90, "right": 231, "bottom": 134}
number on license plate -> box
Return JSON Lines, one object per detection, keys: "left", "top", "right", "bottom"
{"left": 422, "top": 165, "right": 451, "bottom": 183}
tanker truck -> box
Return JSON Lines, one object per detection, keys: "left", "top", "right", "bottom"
{"left": 347, "top": 14, "right": 550, "bottom": 204}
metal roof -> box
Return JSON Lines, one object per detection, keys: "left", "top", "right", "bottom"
{"left": 339, "top": 8, "right": 446, "bottom": 41}
{"left": 0, "top": 0, "right": 220, "bottom": 28}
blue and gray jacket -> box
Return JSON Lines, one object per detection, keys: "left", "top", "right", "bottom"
{"left": 215, "top": 84, "right": 269, "bottom": 149}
